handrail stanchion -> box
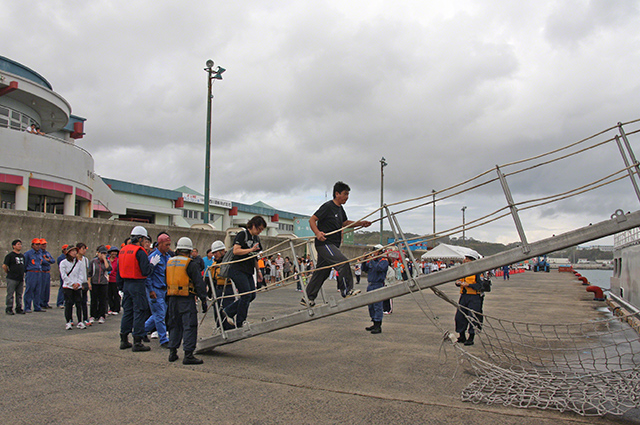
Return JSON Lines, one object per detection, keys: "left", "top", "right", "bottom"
{"left": 496, "top": 165, "right": 530, "bottom": 254}
{"left": 615, "top": 124, "right": 640, "bottom": 204}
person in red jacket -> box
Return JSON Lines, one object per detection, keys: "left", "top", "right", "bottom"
{"left": 117, "top": 226, "right": 159, "bottom": 352}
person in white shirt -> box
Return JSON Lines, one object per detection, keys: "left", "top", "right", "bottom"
{"left": 59, "top": 245, "right": 86, "bottom": 330}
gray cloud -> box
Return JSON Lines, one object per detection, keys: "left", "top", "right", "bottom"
{"left": 3, "top": 0, "right": 639, "bottom": 243}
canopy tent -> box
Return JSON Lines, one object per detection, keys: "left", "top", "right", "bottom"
{"left": 420, "top": 243, "right": 482, "bottom": 261}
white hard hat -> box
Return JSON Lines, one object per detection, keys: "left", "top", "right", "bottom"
{"left": 176, "top": 237, "right": 193, "bottom": 251}
{"left": 211, "top": 240, "right": 225, "bottom": 253}
{"left": 373, "top": 244, "right": 384, "bottom": 250}
{"left": 131, "top": 226, "right": 148, "bottom": 238}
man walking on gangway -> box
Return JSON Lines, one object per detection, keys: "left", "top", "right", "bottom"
{"left": 302, "top": 181, "right": 372, "bottom": 307}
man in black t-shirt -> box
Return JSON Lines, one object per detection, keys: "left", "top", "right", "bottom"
{"left": 302, "top": 181, "right": 372, "bottom": 307}
{"left": 3, "top": 239, "right": 26, "bottom": 315}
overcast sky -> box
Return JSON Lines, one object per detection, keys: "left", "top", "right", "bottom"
{"left": 3, "top": 0, "right": 640, "bottom": 245}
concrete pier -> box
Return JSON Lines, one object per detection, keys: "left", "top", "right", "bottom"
{"left": 0, "top": 271, "right": 637, "bottom": 424}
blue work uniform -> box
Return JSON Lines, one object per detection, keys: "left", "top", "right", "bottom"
{"left": 23, "top": 248, "right": 43, "bottom": 312}
{"left": 362, "top": 257, "right": 389, "bottom": 322}
{"left": 39, "top": 249, "right": 55, "bottom": 308}
{"left": 144, "top": 248, "right": 171, "bottom": 344}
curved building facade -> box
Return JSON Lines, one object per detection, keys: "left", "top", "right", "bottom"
{"left": 0, "top": 56, "right": 123, "bottom": 216}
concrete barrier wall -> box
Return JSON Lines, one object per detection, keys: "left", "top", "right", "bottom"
{"left": 0, "top": 209, "right": 369, "bottom": 284}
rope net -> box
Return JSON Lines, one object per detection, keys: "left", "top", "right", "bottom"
{"left": 451, "top": 304, "right": 640, "bottom": 416}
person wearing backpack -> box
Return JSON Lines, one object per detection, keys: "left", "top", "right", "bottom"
{"left": 219, "top": 216, "right": 266, "bottom": 329}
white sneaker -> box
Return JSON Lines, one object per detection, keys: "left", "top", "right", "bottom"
{"left": 89, "top": 317, "right": 95, "bottom": 324}
{"left": 77, "top": 322, "right": 86, "bottom": 329}
{"left": 65, "top": 322, "right": 73, "bottom": 330}
{"left": 108, "top": 310, "right": 113, "bottom": 315}
{"left": 98, "top": 317, "right": 105, "bottom": 324}
{"left": 111, "top": 311, "right": 118, "bottom": 315}
{"left": 150, "top": 331, "right": 159, "bottom": 339}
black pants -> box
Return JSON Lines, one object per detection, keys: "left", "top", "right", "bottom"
{"left": 90, "top": 285, "right": 109, "bottom": 319}
{"left": 455, "top": 294, "right": 484, "bottom": 336}
{"left": 214, "top": 283, "right": 234, "bottom": 311}
{"left": 63, "top": 288, "right": 83, "bottom": 323}
{"left": 306, "top": 244, "right": 353, "bottom": 300}
{"left": 108, "top": 282, "right": 121, "bottom": 313}
{"left": 166, "top": 296, "right": 198, "bottom": 352}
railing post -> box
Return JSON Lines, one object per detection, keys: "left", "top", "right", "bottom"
{"left": 496, "top": 165, "right": 530, "bottom": 254}
{"left": 384, "top": 205, "right": 418, "bottom": 287}
{"left": 617, "top": 123, "right": 640, "bottom": 204}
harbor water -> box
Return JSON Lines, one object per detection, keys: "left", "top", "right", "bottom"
{"left": 573, "top": 268, "right": 612, "bottom": 290}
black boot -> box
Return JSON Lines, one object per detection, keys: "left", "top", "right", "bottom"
{"left": 182, "top": 351, "right": 203, "bottom": 365}
{"left": 142, "top": 334, "right": 151, "bottom": 343}
{"left": 365, "top": 322, "right": 376, "bottom": 331}
{"left": 15, "top": 307, "right": 25, "bottom": 314}
{"left": 457, "top": 333, "right": 466, "bottom": 343}
{"left": 6, "top": 308, "right": 14, "bottom": 315}
{"left": 370, "top": 321, "right": 382, "bottom": 334}
{"left": 119, "top": 333, "right": 132, "bottom": 350}
{"left": 168, "top": 348, "right": 179, "bottom": 362}
{"left": 464, "top": 334, "right": 475, "bottom": 346}
{"left": 132, "top": 336, "right": 151, "bottom": 352}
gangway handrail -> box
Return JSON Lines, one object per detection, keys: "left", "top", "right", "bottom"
{"left": 197, "top": 209, "right": 640, "bottom": 352}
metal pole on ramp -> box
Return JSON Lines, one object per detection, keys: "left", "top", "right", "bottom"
{"left": 196, "top": 209, "right": 640, "bottom": 353}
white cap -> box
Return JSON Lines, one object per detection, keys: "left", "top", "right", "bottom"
{"left": 211, "top": 240, "right": 225, "bottom": 253}
{"left": 176, "top": 237, "right": 193, "bottom": 251}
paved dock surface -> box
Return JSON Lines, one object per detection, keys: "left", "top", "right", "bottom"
{"left": 1, "top": 271, "right": 639, "bottom": 424}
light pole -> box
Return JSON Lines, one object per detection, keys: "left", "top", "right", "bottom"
{"left": 380, "top": 157, "right": 388, "bottom": 245}
{"left": 461, "top": 206, "right": 467, "bottom": 242}
{"left": 204, "top": 59, "right": 225, "bottom": 224}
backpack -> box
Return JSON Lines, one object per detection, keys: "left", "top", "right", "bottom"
{"left": 217, "top": 249, "right": 235, "bottom": 279}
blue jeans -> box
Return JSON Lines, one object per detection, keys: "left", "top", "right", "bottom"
{"left": 224, "top": 269, "right": 256, "bottom": 327}
{"left": 145, "top": 288, "right": 168, "bottom": 344}
{"left": 120, "top": 280, "right": 149, "bottom": 337}
{"left": 366, "top": 281, "right": 384, "bottom": 322}
{"left": 23, "top": 271, "right": 42, "bottom": 311}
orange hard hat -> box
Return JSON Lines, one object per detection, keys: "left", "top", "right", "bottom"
{"left": 31, "top": 238, "right": 40, "bottom": 244}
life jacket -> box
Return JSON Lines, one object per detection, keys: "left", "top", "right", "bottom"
{"left": 211, "top": 260, "right": 230, "bottom": 286}
{"left": 166, "top": 256, "right": 194, "bottom": 296}
{"left": 119, "top": 244, "right": 146, "bottom": 280}
{"left": 460, "top": 275, "right": 480, "bottom": 295}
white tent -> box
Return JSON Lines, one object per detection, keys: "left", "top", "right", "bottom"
{"left": 420, "top": 243, "right": 482, "bottom": 261}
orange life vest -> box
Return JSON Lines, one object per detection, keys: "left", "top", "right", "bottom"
{"left": 166, "top": 256, "right": 194, "bottom": 296}
{"left": 459, "top": 275, "right": 480, "bottom": 295}
{"left": 119, "top": 244, "right": 146, "bottom": 280}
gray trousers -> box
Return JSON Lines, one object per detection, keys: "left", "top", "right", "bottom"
{"left": 6, "top": 278, "right": 24, "bottom": 310}
{"left": 306, "top": 243, "right": 353, "bottom": 300}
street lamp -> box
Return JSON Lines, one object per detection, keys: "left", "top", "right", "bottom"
{"left": 461, "top": 206, "right": 467, "bottom": 242}
{"left": 203, "top": 59, "right": 225, "bottom": 223}
{"left": 380, "top": 157, "right": 388, "bottom": 245}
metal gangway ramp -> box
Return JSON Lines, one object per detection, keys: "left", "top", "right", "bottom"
{"left": 197, "top": 120, "right": 640, "bottom": 353}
